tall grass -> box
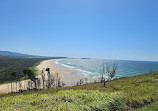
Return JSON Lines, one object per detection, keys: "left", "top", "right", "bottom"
{"left": 0, "top": 90, "right": 126, "bottom": 111}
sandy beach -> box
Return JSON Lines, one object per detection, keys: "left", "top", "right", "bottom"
{"left": 0, "top": 59, "right": 97, "bottom": 94}
{"left": 37, "top": 59, "right": 88, "bottom": 86}
{"left": 36, "top": 59, "right": 62, "bottom": 80}
{"left": 51, "top": 60, "right": 99, "bottom": 86}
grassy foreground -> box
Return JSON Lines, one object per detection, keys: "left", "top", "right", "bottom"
{"left": 0, "top": 90, "right": 126, "bottom": 111}
{"left": 0, "top": 72, "right": 158, "bottom": 110}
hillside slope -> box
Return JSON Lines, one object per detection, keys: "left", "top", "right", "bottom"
{"left": 0, "top": 72, "right": 158, "bottom": 110}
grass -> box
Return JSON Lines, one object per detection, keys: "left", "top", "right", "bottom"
{"left": 0, "top": 90, "right": 126, "bottom": 111}
{"left": 0, "top": 72, "right": 158, "bottom": 110}
{"left": 135, "top": 101, "right": 158, "bottom": 111}
{"left": 67, "top": 72, "right": 158, "bottom": 104}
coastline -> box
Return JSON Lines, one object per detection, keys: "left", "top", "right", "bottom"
{"left": 51, "top": 59, "right": 99, "bottom": 86}
{"left": 37, "top": 59, "right": 87, "bottom": 86}
{"left": 0, "top": 59, "right": 97, "bottom": 94}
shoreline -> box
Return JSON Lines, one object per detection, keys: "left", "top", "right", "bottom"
{"left": 51, "top": 60, "right": 99, "bottom": 86}
{"left": 0, "top": 59, "right": 98, "bottom": 94}
{"left": 37, "top": 59, "right": 86, "bottom": 86}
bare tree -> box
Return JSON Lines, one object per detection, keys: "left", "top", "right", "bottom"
{"left": 58, "top": 77, "right": 61, "bottom": 87}
{"left": 27, "top": 81, "right": 31, "bottom": 90}
{"left": 99, "top": 63, "right": 106, "bottom": 86}
{"left": 85, "top": 78, "right": 88, "bottom": 84}
{"left": 24, "top": 81, "right": 26, "bottom": 90}
{"left": 56, "top": 73, "right": 61, "bottom": 87}
{"left": 41, "top": 70, "right": 45, "bottom": 89}
{"left": 19, "top": 81, "right": 22, "bottom": 91}
{"left": 101, "top": 63, "right": 105, "bottom": 83}
{"left": 37, "top": 78, "right": 41, "bottom": 89}
{"left": 46, "top": 68, "right": 51, "bottom": 89}
{"left": 11, "top": 72, "right": 16, "bottom": 92}
{"left": 8, "top": 84, "right": 9, "bottom": 93}
{"left": 106, "top": 62, "right": 110, "bottom": 80}
{"left": 30, "top": 81, "right": 33, "bottom": 89}
{"left": 50, "top": 75, "right": 55, "bottom": 88}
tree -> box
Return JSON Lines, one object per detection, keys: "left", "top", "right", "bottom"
{"left": 11, "top": 72, "right": 17, "bottom": 92}
{"left": 101, "top": 62, "right": 105, "bottom": 83}
{"left": 41, "top": 70, "right": 45, "bottom": 89}
{"left": 46, "top": 68, "right": 51, "bottom": 89}
{"left": 85, "top": 78, "right": 88, "bottom": 84}
{"left": 56, "top": 73, "right": 61, "bottom": 88}
{"left": 0, "top": 55, "right": 47, "bottom": 84}
{"left": 37, "top": 78, "right": 41, "bottom": 89}
{"left": 100, "top": 63, "right": 107, "bottom": 87}
{"left": 23, "top": 68, "right": 37, "bottom": 88}
{"left": 106, "top": 62, "right": 117, "bottom": 82}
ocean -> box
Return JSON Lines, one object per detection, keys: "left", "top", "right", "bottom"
{"left": 53, "top": 59, "right": 158, "bottom": 79}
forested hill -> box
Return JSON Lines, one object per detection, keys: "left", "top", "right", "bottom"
{"left": 0, "top": 51, "right": 49, "bottom": 58}
{"left": 0, "top": 55, "right": 45, "bottom": 83}
{"left": 0, "top": 55, "right": 66, "bottom": 83}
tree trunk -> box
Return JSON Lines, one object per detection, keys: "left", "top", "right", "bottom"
{"left": 16, "top": 81, "right": 17, "bottom": 92}
{"left": 104, "top": 78, "right": 106, "bottom": 87}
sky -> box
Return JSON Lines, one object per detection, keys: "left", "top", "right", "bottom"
{"left": 0, "top": 0, "right": 158, "bottom": 61}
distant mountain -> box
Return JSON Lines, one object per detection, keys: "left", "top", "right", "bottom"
{"left": 0, "top": 50, "right": 46, "bottom": 58}
{"left": 81, "top": 58, "right": 91, "bottom": 59}
{"left": 0, "top": 50, "right": 67, "bottom": 59}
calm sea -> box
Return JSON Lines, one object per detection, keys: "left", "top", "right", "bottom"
{"left": 55, "top": 59, "right": 158, "bottom": 78}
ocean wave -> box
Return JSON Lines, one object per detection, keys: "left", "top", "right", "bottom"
{"left": 53, "top": 59, "right": 158, "bottom": 79}
{"left": 67, "top": 63, "right": 72, "bottom": 65}
{"left": 60, "top": 63, "right": 76, "bottom": 69}
{"left": 53, "top": 59, "right": 93, "bottom": 77}
{"left": 54, "top": 59, "right": 62, "bottom": 65}
{"left": 75, "top": 68, "right": 93, "bottom": 76}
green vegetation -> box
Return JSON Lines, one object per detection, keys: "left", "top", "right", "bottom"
{"left": 30, "top": 60, "right": 43, "bottom": 76}
{"left": 135, "top": 101, "right": 158, "bottom": 111}
{"left": 0, "top": 71, "right": 158, "bottom": 110}
{"left": 68, "top": 72, "right": 158, "bottom": 110}
{"left": 0, "top": 90, "right": 126, "bottom": 111}
{"left": 0, "top": 55, "right": 48, "bottom": 83}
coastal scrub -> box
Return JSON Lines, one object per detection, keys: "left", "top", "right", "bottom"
{"left": 0, "top": 90, "right": 126, "bottom": 111}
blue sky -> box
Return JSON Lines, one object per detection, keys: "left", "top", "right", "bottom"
{"left": 0, "top": 0, "right": 158, "bottom": 61}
